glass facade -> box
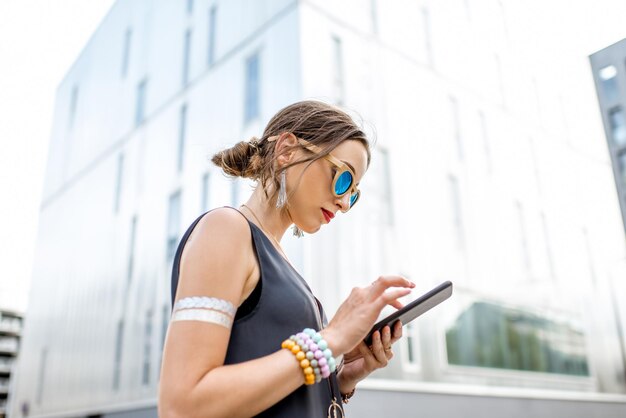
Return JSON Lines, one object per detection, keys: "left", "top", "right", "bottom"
{"left": 446, "top": 300, "right": 589, "bottom": 376}
{"left": 600, "top": 65, "right": 619, "bottom": 102}
{"left": 609, "top": 107, "right": 626, "bottom": 147}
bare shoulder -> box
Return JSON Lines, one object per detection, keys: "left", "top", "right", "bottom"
{"left": 176, "top": 207, "right": 254, "bottom": 304}
{"left": 191, "top": 207, "right": 251, "bottom": 245}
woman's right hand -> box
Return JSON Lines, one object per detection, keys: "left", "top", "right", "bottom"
{"left": 321, "top": 275, "right": 415, "bottom": 355}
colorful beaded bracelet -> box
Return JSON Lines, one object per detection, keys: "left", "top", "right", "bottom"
{"left": 281, "top": 328, "right": 337, "bottom": 385}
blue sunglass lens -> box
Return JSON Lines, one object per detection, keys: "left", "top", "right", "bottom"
{"left": 350, "top": 193, "right": 358, "bottom": 207}
{"left": 334, "top": 171, "right": 353, "bottom": 195}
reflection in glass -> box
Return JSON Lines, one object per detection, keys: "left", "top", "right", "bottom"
{"left": 609, "top": 107, "right": 626, "bottom": 147}
{"left": 446, "top": 302, "right": 589, "bottom": 376}
{"left": 599, "top": 65, "right": 619, "bottom": 102}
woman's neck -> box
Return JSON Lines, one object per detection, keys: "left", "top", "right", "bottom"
{"left": 241, "top": 189, "right": 292, "bottom": 243}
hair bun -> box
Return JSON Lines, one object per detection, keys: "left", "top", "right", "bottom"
{"left": 211, "top": 139, "right": 263, "bottom": 179}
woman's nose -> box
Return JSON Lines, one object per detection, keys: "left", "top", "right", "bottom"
{"left": 335, "top": 193, "right": 351, "bottom": 212}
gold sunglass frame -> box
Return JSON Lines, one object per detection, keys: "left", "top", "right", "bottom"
{"left": 267, "top": 134, "right": 360, "bottom": 209}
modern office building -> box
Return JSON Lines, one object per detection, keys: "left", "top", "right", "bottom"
{"left": 0, "top": 308, "right": 22, "bottom": 418}
{"left": 590, "top": 37, "right": 626, "bottom": 234}
{"left": 12, "top": 0, "right": 626, "bottom": 417}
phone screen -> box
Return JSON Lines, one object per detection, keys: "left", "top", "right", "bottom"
{"left": 363, "top": 280, "right": 453, "bottom": 345}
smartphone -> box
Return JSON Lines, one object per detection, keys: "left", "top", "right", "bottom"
{"left": 363, "top": 280, "right": 453, "bottom": 345}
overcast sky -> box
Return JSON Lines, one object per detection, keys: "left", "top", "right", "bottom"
{"left": 0, "top": 0, "right": 625, "bottom": 313}
{"left": 0, "top": 0, "right": 115, "bottom": 311}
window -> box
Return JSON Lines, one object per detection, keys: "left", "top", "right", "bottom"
{"left": 142, "top": 310, "right": 153, "bottom": 386}
{"left": 599, "top": 65, "right": 619, "bottom": 102}
{"left": 68, "top": 85, "right": 79, "bottom": 129}
{"left": 515, "top": 201, "right": 531, "bottom": 273}
{"left": 167, "top": 190, "right": 182, "bottom": 261}
{"left": 135, "top": 78, "right": 147, "bottom": 126}
{"left": 182, "top": 29, "right": 192, "bottom": 86}
{"left": 448, "top": 175, "right": 465, "bottom": 250}
{"left": 113, "top": 319, "right": 124, "bottom": 391}
{"left": 609, "top": 107, "right": 626, "bottom": 147}
{"left": 331, "top": 35, "right": 345, "bottom": 105}
{"left": 230, "top": 179, "right": 240, "bottom": 207}
{"left": 446, "top": 301, "right": 589, "bottom": 376}
{"left": 404, "top": 322, "right": 420, "bottom": 367}
{"left": 114, "top": 153, "right": 124, "bottom": 213}
{"left": 618, "top": 151, "right": 626, "bottom": 186}
{"left": 244, "top": 52, "right": 260, "bottom": 123}
{"left": 368, "top": 147, "right": 394, "bottom": 225}
{"left": 370, "top": 0, "right": 378, "bottom": 34}
{"left": 449, "top": 96, "right": 463, "bottom": 160}
{"left": 201, "top": 172, "right": 211, "bottom": 212}
{"left": 121, "top": 28, "right": 132, "bottom": 77}
{"left": 207, "top": 6, "right": 217, "bottom": 66}
{"left": 421, "top": 7, "right": 433, "bottom": 66}
{"left": 36, "top": 347, "right": 48, "bottom": 404}
{"left": 178, "top": 104, "right": 187, "bottom": 172}
{"left": 127, "top": 216, "right": 137, "bottom": 285}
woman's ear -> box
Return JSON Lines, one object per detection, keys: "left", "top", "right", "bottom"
{"left": 274, "top": 132, "right": 299, "bottom": 167}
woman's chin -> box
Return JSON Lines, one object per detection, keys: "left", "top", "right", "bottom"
{"left": 300, "top": 223, "right": 322, "bottom": 234}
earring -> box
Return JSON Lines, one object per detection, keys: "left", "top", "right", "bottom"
{"left": 276, "top": 170, "right": 287, "bottom": 209}
{"left": 292, "top": 225, "right": 304, "bottom": 238}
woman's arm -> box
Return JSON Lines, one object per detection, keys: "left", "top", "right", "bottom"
{"left": 158, "top": 209, "right": 415, "bottom": 417}
{"left": 159, "top": 209, "right": 306, "bottom": 418}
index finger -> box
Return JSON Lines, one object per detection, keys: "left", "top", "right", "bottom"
{"left": 370, "top": 275, "right": 415, "bottom": 298}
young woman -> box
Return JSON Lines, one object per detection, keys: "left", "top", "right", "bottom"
{"left": 158, "top": 100, "right": 414, "bottom": 417}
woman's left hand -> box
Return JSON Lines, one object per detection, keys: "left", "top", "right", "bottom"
{"left": 337, "top": 321, "right": 402, "bottom": 394}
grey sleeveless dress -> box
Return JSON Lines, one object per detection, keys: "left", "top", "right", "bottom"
{"left": 171, "top": 207, "right": 343, "bottom": 417}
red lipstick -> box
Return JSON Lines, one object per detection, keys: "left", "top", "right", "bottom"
{"left": 321, "top": 208, "right": 334, "bottom": 223}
